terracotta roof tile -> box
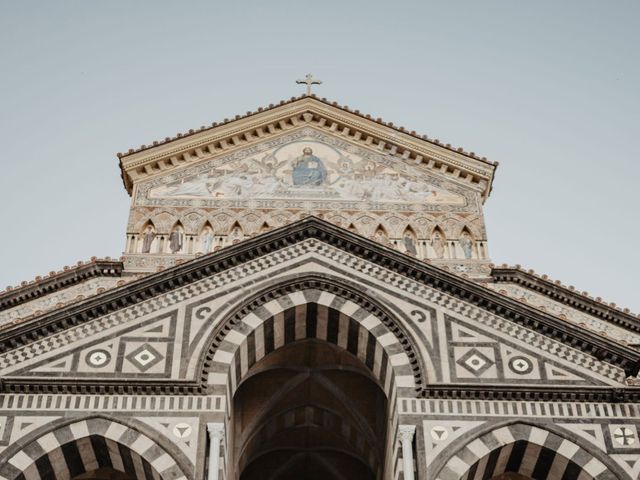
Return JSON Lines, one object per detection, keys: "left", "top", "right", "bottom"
{"left": 491, "top": 263, "right": 640, "bottom": 322}
{"left": 117, "top": 94, "right": 497, "bottom": 167}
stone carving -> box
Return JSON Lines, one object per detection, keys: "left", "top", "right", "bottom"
{"left": 431, "top": 231, "right": 446, "bottom": 259}
{"left": 460, "top": 231, "right": 473, "bottom": 259}
{"left": 141, "top": 225, "right": 156, "bottom": 254}
{"left": 200, "top": 227, "right": 214, "bottom": 253}
{"left": 229, "top": 225, "right": 243, "bottom": 244}
{"left": 404, "top": 231, "right": 417, "bottom": 256}
{"left": 169, "top": 226, "right": 184, "bottom": 254}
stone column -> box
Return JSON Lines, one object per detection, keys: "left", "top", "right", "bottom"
{"left": 399, "top": 425, "right": 417, "bottom": 480}
{"left": 207, "top": 422, "right": 225, "bottom": 480}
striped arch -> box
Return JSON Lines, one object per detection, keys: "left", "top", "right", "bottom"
{"left": 204, "top": 288, "right": 419, "bottom": 400}
{"left": 202, "top": 282, "right": 423, "bottom": 480}
{"left": 436, "top": 423, "right": 618, "bottom": 480}
{"left": 0, "top": 417, "right": 190, "bottom": 480}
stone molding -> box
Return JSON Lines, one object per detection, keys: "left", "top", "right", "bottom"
{"left": 0, "top": 260, "right": 123, "bottom": 313}
{"left": 118, "top": 97, "right": 496, "bottom": 199}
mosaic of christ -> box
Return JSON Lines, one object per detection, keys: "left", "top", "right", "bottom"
{"left": 148, "top": 141, "right": 465, "bottom": 205}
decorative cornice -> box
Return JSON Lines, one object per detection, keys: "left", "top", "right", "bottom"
{"left": 0, "top": 259, "right": 124, "bottom": 312}
{"left": 0, "top": 217, "right": 638, "bottom": 393}
{"left": 491, "top": 267, "right": 640, "bottom": 335}
{"left": 117, "top": 96, "right": 497, "bottom": 201}
{"left": 0, "top": 378, "right": 638, "bottom": 403}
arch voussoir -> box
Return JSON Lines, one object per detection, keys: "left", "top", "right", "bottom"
{"left": 0, "top": 418, "right": 191, "bottom": 480}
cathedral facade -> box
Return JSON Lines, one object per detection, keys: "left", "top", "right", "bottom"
{"left": 0, "top": 95, "right": 639, "bottom": 480}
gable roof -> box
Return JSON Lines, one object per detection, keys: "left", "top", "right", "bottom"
{"left": 1, "top": 216, "right": 638, "bottom": 384}
{"left": 117, "top": 95, "right": 498, "bottom": 201}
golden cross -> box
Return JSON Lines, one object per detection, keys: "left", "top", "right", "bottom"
{"left": 296, "top": 73, "right": 322, "bottom": 95}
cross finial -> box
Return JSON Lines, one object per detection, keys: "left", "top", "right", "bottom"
{"left": 296, "top": 73, "right": 322, "bottom": 96}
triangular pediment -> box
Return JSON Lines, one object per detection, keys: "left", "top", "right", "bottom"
{"left": 135, "top": 126, "right": 471, "bottom": 212}
{"left": 0, "top": 217, "right": 638, "bottom": 401}
{"left": 118, "top": 96, "right": 496, "bottom": 201}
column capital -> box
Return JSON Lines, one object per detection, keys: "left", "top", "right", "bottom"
{"left": 399, "top": 424, "right": 416, "bottom": 442}
{"left": 207, "top": 422, "right": 225, "bottom": 440}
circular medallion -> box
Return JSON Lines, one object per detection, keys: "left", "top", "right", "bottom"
{"left": 86, "top": 349, "right": 111, "bottom": 368}
{"left": 508, "top": 356, "right": 533, "bottom": 375}
{"left": 613, "top": 427, "right": 635, "bottom": 446}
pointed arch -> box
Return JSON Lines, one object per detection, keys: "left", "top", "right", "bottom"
{"left": 139, "top": 220, "right": 157, "bottom": 254}
{"left": 198, "top": 221, "right": 215, "bottom": 253}
{"left": 402, "top": 225, "right": 418, "bottom": 256}
{"left": 430, "top": 225, "right": 447, "bottom": 259}
{"left": 459, "top": 226, "right": 475, "bottom": 260}
{"left": 0, "top": 415, "right": 192, "bottom": 480}
{"left": 168, "top": 221, "right": 185, "bottom": 254}
{"left": 434, "top": 422, "right": 622, "bottom": 480}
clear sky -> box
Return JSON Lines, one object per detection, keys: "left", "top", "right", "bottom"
{"left": 1, "top": 1, "right": 639, "bottom": 312}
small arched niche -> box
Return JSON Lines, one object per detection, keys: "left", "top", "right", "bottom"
{"left": 139, "top": 221, "right": 157, "bottom": 254}
{"left": 402, "top": 225, "right": 418, "bottom": 256}
{"left": 259, "top": 221, "right": 270, "bottom": 234}
{"left": 229, "top": 221, "right": 244, "bottom": 244}
{"left": 372, "top": 224, "right": 389, "bottom": 245}
{"left": 233, "top": 339, "right": 387, "bottom": 480}
{"left": 199, "top": 221, "right": 215, "bottom": 253}
{"left": 430, "top": 226, "right": 447, "bottom": 259}
{"left": 459, "top": 226, "right": 475, "bottom": 260}
{"left": 168, "top": 221, "right": 185, "bottom": 254}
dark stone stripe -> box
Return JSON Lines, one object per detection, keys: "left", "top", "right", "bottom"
{"left": 246, "top": 330, "right": 256, "bottom": 368}
{"left": 118, "top": 441, "right": 136, "bottom": 476}
{"left": 35, "top": 452, "right": 55, "bottom": 480}
{"left": 91, "top": 435, "right": 113, "bottom": 469}
{"left": 466, "top": 459, "right": 479, "bottom": 480}
{"left": 365, "top": 332, "right": 376, "bottom": 370}
{"left": 264, "top": 316, "right": 275, "bottom": 354}
{"left": 561, "top": 460, "right": 582, "bottom": 480}
{"left": 61, "top": 441, "right": 86, "bottom": 478}
{"left": 235, "top": 349, "right": 242, "bottom": 386}
{"left": 326, "top": 308, "right": 340, "bottom": 344}
{"left": 481, "top": 446, "right": 502, "bottom": 480}
{"left": 347, "top": 318, "right": 359, "bottom": 355}
{"left": 284, "top": 307, "right": 296, "bottom": 344}
{"left": 306, "top": 302, "right": 318, "bottom": 338}
{"left": 531, "top": 446, "right": 556, "bottom": 479}
{"left": 379, "top": 349, "right": 388, "bottom": 389}
{"left": 505, "top": 439, "right": 528, "bottom": 473}
{"left": 142, "top": 457, "right": 155, "bottom": 480}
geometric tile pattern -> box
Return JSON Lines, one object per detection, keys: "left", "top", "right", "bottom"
{"left": 446, "top": 315, "right": 607, "bottom": 386}
{"left": 0, "top": 239, "right": 626, "bottom": 389}
{"left": 436, "top": 423, "right": 617, "bottom": 480}
{"left": 0, "top": 417, "right": 191, "bottom": 480}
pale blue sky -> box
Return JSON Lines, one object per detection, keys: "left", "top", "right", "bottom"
{"left": 1, "top": 1, "right": 639, "bottom": 311}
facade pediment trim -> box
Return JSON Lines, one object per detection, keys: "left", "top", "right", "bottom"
{"left": 492, "top": 266, "right": 640, "bottom": 334}
{"left": 118, "top": 96, "right": 497, "bottom": 200}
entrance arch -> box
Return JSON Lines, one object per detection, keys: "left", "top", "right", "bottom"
{"left": 435, "top": 423, "right": 619, "bottom": 480}
{"left": 203, "top": 285, "right": 423, "bottom": 479}
{"left": 0, "top": 418, "right": 190, "bottom": 480}
{"left": 234, "top": 339, "right": 387, "bottom": 479}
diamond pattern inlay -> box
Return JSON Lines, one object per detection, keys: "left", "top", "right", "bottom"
{"left": 457, "top": 348, "right": 494, "bottom": 376}
{"left": 126, "top": 343, "right": 163, "bottom": 372}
